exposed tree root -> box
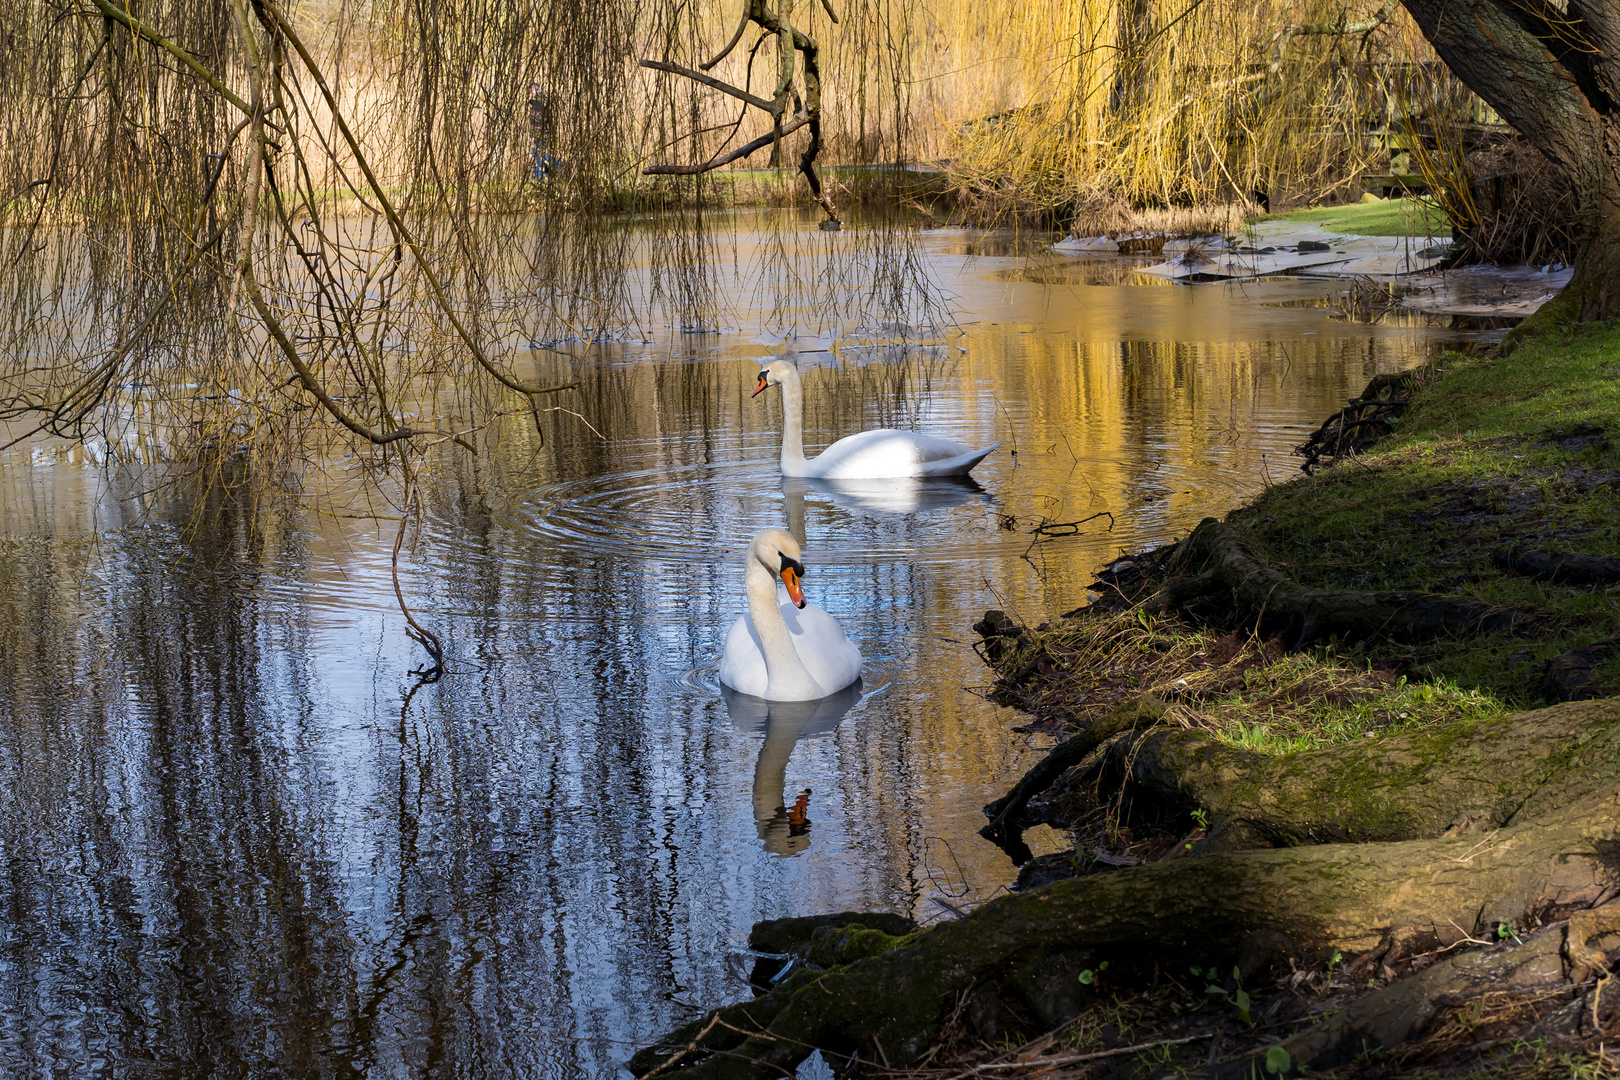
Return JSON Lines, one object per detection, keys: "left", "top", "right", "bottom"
{"left": 979, "top": 695, "right": 1168, "bottom": 852}
{"left": 633, "top": 766, "right": 1620, "bottom": 1079}
{"left": 1497, "top": 545, "right": 1620, "bottom": 585}
{"left": 1294, "top": 372, "right": 1413, "bottom": 474}
{"left": 1148, "top": 518, "right": 1539, "bottom": 648}
{"left": 1220, "top": 913, "right": 1608, "bottom": 1078}
{"left": 986, "top": 697, "right": 1620, "bottom": 853}
{"left": 1543, "top": 640, "right": 1619, "bottom": 702}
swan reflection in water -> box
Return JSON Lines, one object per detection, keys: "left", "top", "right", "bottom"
{"left": 722, "top": 681, "right": 862, "bottom": 856}
{"left": 782, "top": 474, "right": 991, "bottom": 541}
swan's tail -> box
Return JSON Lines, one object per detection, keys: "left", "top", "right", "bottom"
{"left": 915, "top": 442, "right": 1000, "bottom": 478}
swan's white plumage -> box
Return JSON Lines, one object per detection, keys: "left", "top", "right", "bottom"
{"left": 755, "top": 359, "right": 998, "bottom": 479}
{"left": 718, "top": 532, "right": 862, "bottom": 702}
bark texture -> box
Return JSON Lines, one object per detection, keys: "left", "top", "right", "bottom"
{"left": 1398, "top": 0, "right": 1620, "bottom": 326}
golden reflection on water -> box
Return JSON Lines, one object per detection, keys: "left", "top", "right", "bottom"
{"left": 0, "top": 225, "right": 1479, "bottom": 1076}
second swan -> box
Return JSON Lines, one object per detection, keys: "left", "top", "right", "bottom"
{"left": 753, "top": 358, "right": 999, "bottom": 479}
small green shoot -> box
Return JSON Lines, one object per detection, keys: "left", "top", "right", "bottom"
{"left": 1077, "top": 960, "right": 1109, "bottom": 985}
{"left": 1205, "top": 967, "right": 1254, "bottom": 1027}
{"left": 1265, "top": 1045, "right": 1292, "bottom": 1074}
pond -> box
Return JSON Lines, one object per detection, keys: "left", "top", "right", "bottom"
{"left": 0, "top": 216, "right": 1482, "bottom": 1077}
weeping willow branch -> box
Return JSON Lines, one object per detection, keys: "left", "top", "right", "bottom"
{"left": 643, "top": 0, "right": 842, "bottom": 223}
{"left": 88, "top": 0, "right": 254, "bottom": 117}
{"left": 0, "top": 0, "right": 937, "bottom": 675}
{"left": 256, "top": 0, "right": 577, "bottom": 400}
{"left": 392, "top": 464, "right": 445, "bottom": 682}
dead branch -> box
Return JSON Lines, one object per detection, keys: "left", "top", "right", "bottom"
{"left": 642, "top": 0, "right": 840, "bottom": 222}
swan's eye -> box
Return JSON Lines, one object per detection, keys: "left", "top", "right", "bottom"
{"left": 780, "top": 555, "right": 804, "bottom": 577}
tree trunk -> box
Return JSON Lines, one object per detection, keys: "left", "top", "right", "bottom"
{"left": 1398, "top": 0, "right": 1620, "bottom": 326}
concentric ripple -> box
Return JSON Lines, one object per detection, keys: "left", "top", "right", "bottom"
{"left": 494, "top": 449, "right": 1030, "bottom": 568}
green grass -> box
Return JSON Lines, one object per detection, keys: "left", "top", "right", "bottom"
{"left": 996, "top": 606, "right": 1511, "bottom": 753}
{"left": 1229, "top": 319, "right": 1620, "bottom": 702}
{"left": 1256, "top": 196, "right": 1451, "bottom": 236}
{"left": 1005, "top": 318, "right": 1620, "bottom": 745}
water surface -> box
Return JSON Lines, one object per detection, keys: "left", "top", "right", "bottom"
{"left": 0, "top": 220, "right": 1479, "bottom": 1076}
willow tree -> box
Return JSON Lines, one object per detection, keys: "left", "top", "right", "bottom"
{"left": 0, "top": 0, "right": 926, "bottom": 674}
{"left": 1397, "top": 0, "right": 1620, "bottom": 326}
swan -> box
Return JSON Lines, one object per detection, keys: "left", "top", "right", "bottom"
{"left": 718, "top": 529, "right": 863, "bottom": 702}
{"left": 752, "top": 358, "right": 999, "bottom": 479}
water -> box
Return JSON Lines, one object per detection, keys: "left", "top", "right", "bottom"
{"left": 0, "top": 220, "right": 1481, "bottom": 1076}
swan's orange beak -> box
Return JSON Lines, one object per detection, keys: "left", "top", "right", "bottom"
{"left": 751, "top": 371, "right": 769, "bottom": 398}
{"left": 781, "top": 565, "right": 806, "bottom": 608}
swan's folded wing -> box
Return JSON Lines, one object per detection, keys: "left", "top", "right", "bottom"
{"left": 909, "top": 442, "right": 1000, "bottom": 478}
{"left": 782, "top": 603, "right": 863, "bottom": 693}
{"left": 717, "top": 613, "right": 770, "bottom": 698}
{"left": 811, "top": 429, "right": 998, "bottom": 479}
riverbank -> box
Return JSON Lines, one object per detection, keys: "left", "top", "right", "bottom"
{"left": 959, "top": 320, "right": 1620, "bottom": 1075}
{"left": 634, "top": 318, "right": 1620, "bottom": 1078}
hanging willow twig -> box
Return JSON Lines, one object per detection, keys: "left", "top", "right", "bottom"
{"left": 642, "top": 0, "right": 842, "bottom": 224}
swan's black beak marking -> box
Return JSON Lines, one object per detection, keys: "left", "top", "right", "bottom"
{"left": 779, "top": 556, "right": 806, "bottom": 608}
{"left": 751, "top": 371, "right": 769, "bottom": 398}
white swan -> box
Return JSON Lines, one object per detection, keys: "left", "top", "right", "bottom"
{"left": 752, "top": 359, "right": 999, "bottom": 479}
{"left": 718, "top": 529, "right": 863, "bottom": 702}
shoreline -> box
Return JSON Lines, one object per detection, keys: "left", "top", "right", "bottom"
{"left": 635, "top": 315, "right": 1620, "bottom": 1079}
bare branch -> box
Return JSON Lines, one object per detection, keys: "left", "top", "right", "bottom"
{"left": 639, "top": 59, "right": 778, "bottom": 113}
{"left": 644, "top": 113, "right": 813, "bottom": 174}
{"left": 700, "top": 7, "right": 754, "bottom": 70}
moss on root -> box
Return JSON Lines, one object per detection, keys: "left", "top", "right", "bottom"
{"left": 635, "top": 311, "right": 1620, "bottom": 1080}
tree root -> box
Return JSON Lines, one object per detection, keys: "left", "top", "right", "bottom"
{"left": 1226, "top": 921, "right": 1569, "bottom": 1077}
{"left": 983, "top": 697, "right": 1620, "bottom": 858}
{"left": 1294, "top": 372, "right": 1413, "bottom": 474}
{"left": 1497, "top": 545, "right": 1620, "bottom": 585}
{"left": 1147, "top": 518, "right": 1540, "bottom": 648}
{"left": 633, "top": 781, "right": 1620, "bottom": 1079}
{"left": 1221, "top": 899, "right": 1620, "bottom": 1076}
{"left": 979, "top": 695, "right": 1168, "bottom": 852}
{"left": 1543, "top": 640, "right": 1619, "bottom": 702}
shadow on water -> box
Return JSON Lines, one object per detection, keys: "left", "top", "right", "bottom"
{"left": 722, "top": 683, "right": 863, "bottom": 857}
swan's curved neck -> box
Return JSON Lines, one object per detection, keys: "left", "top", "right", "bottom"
{"left": 776, "top": 367, "right": 808, "bottom": 471}
{"left": 746, "top": 557, "right": 822, "bottom": 699}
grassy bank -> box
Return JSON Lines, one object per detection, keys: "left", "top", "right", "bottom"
{"left": 1258, "top": 196, "right": 1451, "bottom": 236}
{"left": 1229, "top": 321, "right": 1620, "bottom": 698}
{"left": 956, "top": 322, "right": 1620, "bottom": 1077}
{"left": 992, "top": 319, "right": 1620, "bottom": 765}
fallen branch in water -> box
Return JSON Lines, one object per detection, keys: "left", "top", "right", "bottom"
{"left": 1022, "top": 511, "right": 1115, "bottom": 569}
